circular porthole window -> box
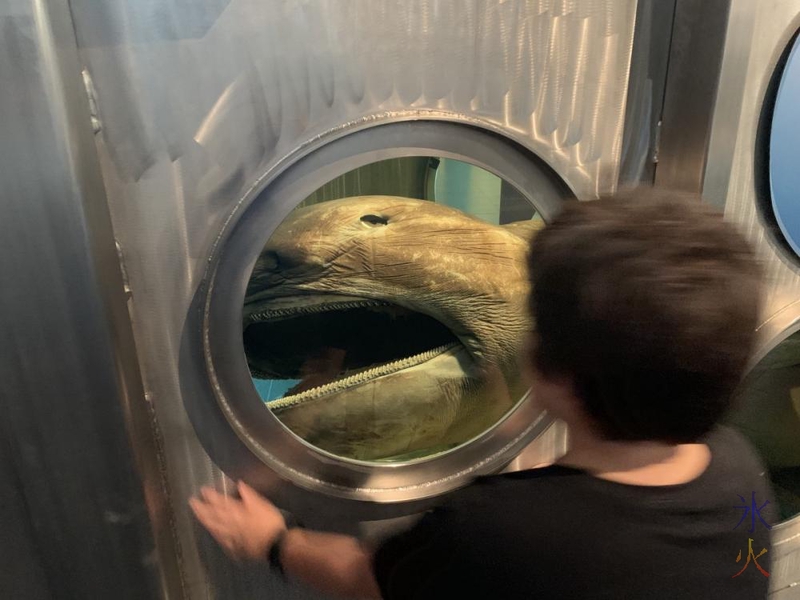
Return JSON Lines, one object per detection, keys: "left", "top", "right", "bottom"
{"left": 759, "top": 30, "right": 800, "bottom": 264}
{"left": 729, "top": 327, "right": 800, "bottom": 523}
{"left": 202, "top": 121, "right": 572, "bottom": 503}
{"left": 244, "top": 157, "right": 540, "bottom": 463}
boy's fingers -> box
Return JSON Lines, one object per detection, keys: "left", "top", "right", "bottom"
{"left": 200, "top": 486, "right": 223, "bottom": 503}
{"left": 201, "top": 487, "right": 242, "bottom": 512}
{"left": 237, "top": 480, "right": 262, "bottom": 505}
{"left": 189, "top": 498, "right": 215, "bottom": 523}
{"left": 202, "top": 519, "right": 234, "bottom": 544}
{"left": 191, "top": 502, "right": 236, "bottom": 542}
{"left": 238, "top": 480, "right": 278, "bottom": 513}
{"left": 190, "top": 497, "right": 230, "bottom": 529}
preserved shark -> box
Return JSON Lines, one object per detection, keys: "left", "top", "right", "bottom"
{"left": 243, "top": 196, "right": 541, "bottom": 461}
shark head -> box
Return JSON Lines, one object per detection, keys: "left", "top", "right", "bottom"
{"left": 243, "top": 196, "right": 541, "bottom": 461}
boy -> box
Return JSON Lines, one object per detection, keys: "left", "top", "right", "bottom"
{"left": 191, "top": 191, "right": 774, "bottom": 599}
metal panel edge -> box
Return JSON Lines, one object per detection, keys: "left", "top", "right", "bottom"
{"left": 52, "top": 0, "right": 191, "bottom": 595}
{"left": 0, "top": 0, "right": 185, "bottom": 597}
{"left": 655, "top": 0, "right": 732, "bottom": 193}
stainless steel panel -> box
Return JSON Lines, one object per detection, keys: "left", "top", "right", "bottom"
{"left": 618, "top": 0, "right": 677, "bottom": 185}
{"left": 706, "top": 0, "right": 800, "bottom": 352}
{"left": 72, "top": 0, "right": 637, "bottom": 197}
{"left": 655, "top": 0, "right": 732, "bottom": 193}
{"left": 0, "top": 0, "right": 163, "bottom": 597}
{"left": 704, "top": 0, "right": 800, "bottom": 594}
{"left": 0, "top": 435, "right": 51, "bottom": 599}
{"left": 702, "top": 0, "right": 758, "bottom": 210}
{"left": 66, "top": 1, "right": 640, "bottom": 596}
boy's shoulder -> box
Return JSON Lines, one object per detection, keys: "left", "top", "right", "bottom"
{"left": 451, "top": 425, "right": 771, "bottom": 512}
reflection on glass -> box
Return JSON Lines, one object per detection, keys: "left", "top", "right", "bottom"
{"left": 769, "top": 33, "right": 800, "bottom": 257}
{"left": 730, "top": 330, "right": 800, "bottom": 521}
{"left": 243, "top": 158, "right": 540, "bottom": 462}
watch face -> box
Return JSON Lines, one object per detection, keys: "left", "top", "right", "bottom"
{"left": 769, "top": 33, "right": 800, "bottom": 258}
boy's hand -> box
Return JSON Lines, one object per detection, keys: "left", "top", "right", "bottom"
{"left": 189, "top": 480, "right": 286, "bottom": 561}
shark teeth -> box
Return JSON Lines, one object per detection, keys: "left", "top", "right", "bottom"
{"left": 245, "top": 299, "right": 391, "bottom": 324}
{"left": 266, "top": 342, "right": 460, "bottom": 409}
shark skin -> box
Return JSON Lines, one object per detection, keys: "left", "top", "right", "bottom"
{"left": 243, "top": 196, "right": 542, "bottom": 461}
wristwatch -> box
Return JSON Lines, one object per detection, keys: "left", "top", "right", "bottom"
{"left": 268, "top": 511, "right": 299, "bottom": 578}
{"left": 267, "top": 530, "right": 288, "bottom": 577}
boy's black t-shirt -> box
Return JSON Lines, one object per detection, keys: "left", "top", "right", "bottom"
{"left": 373, "top": 427, "right": 775, "bottom": 599}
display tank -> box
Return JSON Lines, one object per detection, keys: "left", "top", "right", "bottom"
{"left": 242, "top": 157, "right": 542, "bottom": 462}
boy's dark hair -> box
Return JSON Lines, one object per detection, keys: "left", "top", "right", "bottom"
{"left": 527, "top": 190, "right": 762, "bottom": 443}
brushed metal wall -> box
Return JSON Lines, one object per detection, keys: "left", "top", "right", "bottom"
{"left": 0, "top": 1, "right": 162, "bottom": 597}
{"left": 63, "top": 1, "right": 640, "bottom": 597}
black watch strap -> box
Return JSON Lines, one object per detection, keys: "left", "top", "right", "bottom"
{"left": 268, "top": 512, "right": 299, "bottom": 578}
{"left": 268, "top": 530, "right": 288, "bottom": 577}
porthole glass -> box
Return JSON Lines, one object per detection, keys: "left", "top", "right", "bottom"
{"left": 242, "top": 157, "right": 540, "bottom": 463}
{"left": 762, "top": 31, "right": 800, "bottom": 261}
{"left": 730, "top": 329, "right": 800, "bottom": 522}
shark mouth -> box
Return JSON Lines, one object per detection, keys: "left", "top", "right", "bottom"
{"left": 243, "top": 296, "right": 463, "bottom": 406}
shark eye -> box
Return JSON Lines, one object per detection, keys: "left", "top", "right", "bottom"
{"left": 257, "top": 251, "right": 280, "bottom": 271}
{"left": 360, "top": 214, "right": 389, "bottom": 226}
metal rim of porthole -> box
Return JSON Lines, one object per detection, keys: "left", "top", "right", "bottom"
{"left": 755, "top": 27, "right": 800, "bottom": 271}
{"left": 201, "top": 119, "right": 573, "bottom": 504}
{"left": 733, "top": 304, "right": 800, "bottom": 542}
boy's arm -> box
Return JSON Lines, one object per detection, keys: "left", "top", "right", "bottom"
{"left": 190, "top": 481, "right": 381, "bottom": 599}
{"left": 280, "top": 528, "right": 381, "bottom": 599}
